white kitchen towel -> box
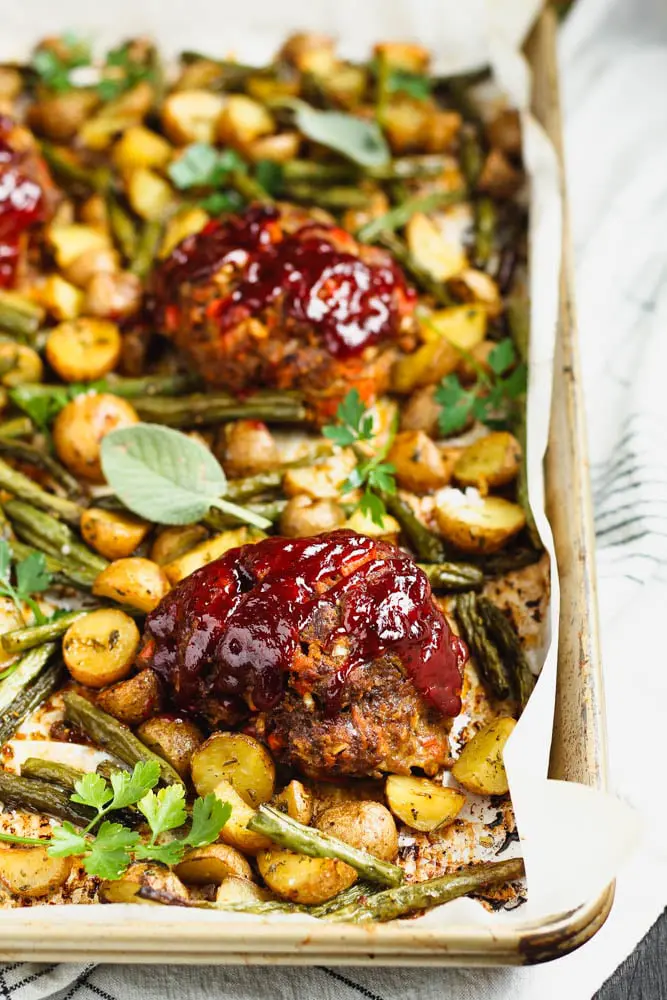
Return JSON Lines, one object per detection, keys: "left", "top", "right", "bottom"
{"left": 2, "top": 0, "right": 666, "bottom": 996}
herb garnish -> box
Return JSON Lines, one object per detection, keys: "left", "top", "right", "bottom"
{"left": 31, "top": 34, "right": 92, "bottom": 93}
{"left": 434, "top": 338, "right": 527, "bottom": 437}
{"left": 323, "top": 390, "right": 397, "bottom": 527}
{"left": 96, "top": 41, "right": 156, "bottom": 101}
{"left": 0, "top": 761, "right": 231, "bottom": 879}
{"left": 9, "top": 382, "right": 106, "bottom": 433}
{"left": 277, "top": 99, "right": 390, "bottom": 169}
{"left": 100, "top": 423, "right": 272, "bottom": 530}
{"left": 168, "top": 144, "right": 282, "bottom": 210}
{"left": 0, "top": 540, "right": 51, "bottom": 641}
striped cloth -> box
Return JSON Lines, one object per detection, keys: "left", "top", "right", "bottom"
{"left": 2, "top": 0, "right": 666, "bottom": 996}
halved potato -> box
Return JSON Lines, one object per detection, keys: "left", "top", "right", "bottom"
{"left": 448, "top": 268, "right": 503, "bottom": 319}
{"left": 434, "top": 490, "right": 526, "bottom": 553}
{"left": 53, "top": 393, "right": 139, "bottom": 482}
{"left": 217, "top": 95, "right": 275, "bottom": 148}
{"left": 272, "top": 780, "right": 314, "bottom": 826}
{"left": 137, "top": 715, "right": 204, "bottom": 779}
{"left": 159, "top": 207, "right": 209, "bottom": 258}
{"left": 420, "top": 305, "right": 487, "bottom": 353}
{"left": 97, "top": 669, "right": 162, "bottom": 726}
{"left": 280, "top": 33, "right": 337, "bottom": 75}
{"left": 174, "top": 844, "right": 253, "bottom": 885}
{"left": 0, "top": 343, "right": 43, "bottom": 387}
{"left": 99, "top": 863, "right": 189, "bottom": 905}
{"left": 388, "top": 429, "right": 454, "bottom": 494}
{"left": 373, "top": 41, "right": 430, "bottom": 72}
{"left": 218, "top": 420, "right": 279, "bottom": 478}
{"left": 191, "top": 732, "right": 275, "bottom": 807}
{"left": 451, "top": 717, "right": 517, "bottom": 795}
{"left": 63, "top": 609, "right": 140, "bottom": 689}
{"left": 47, "top": 224, "right": 111, "bottom": 269}
{"left": 406, "top": 213, "right": 466, "bottom": 281}
{"left": 453, "top": 432, "right": 522, "bottom": 491}
{"left": 283, "top": 452, "right": 356, "bottom": 500}
{"left": 345, "top": 507, "right": 400, "bottom": 543}
{"left": 85, "top": 271, "right": 142, "bottom": 320}
{"left": 246, "top": 132, "right": 300, "bottom": 164}
{"left": 161, "top": 90, "right": 226, "bottom": 145}
{"left": 316, "top": 801, "right": 398, "bottom": 862}
{"left": 126, "top": 167, "right": 173, "bottom": 221}
{"left": 211, "top": 779, "right": 272, "bottom": 855}
{"left": 280, "top": 496, "right": 346, "bottom": 538}
{"left": 113, "top": 126, "right": 172, "bottom": 171}
{"left": 41, "top": 275, "right": 84, "bottom": 321}
{"left": 46, "top": 319, "right": 121, "bottom": 383}
{"left": 92, "top": 557, "right": 170, "bottom": 613}
{"left": 391, "top": 335, "right": 459, "bottom": 394}
{"left": 0, "top": 847, "right": 71, "bottom": 899}
{"left": 215, "top": 876, "right": 270, "bottom": 905}
{"left": 80, "top": 507, "right": 150, "bottom": 560}
{"left": 64, "top": 246, "right": 119, "bottom": 288}
{"left": 385, "top": 775, "right": 465, "bottom": 832}
{"left": 257, "top": 848, "right": 356, "bottom": 905}
{"left": 150, "top": 524, "right": 208, "bottom": 566}
{"left": 164, "top": 527, "right": 258, "bottom": 584}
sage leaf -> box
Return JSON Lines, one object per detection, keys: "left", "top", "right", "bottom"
{"left": 285, "top": 100, "right": 390, "bottom": 168}
{"left": 100, "top": 423, "right": 270, "bottom": 529}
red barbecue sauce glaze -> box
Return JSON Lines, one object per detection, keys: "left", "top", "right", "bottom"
{"left": 0, "top": 116, "right": 47, "bottom": 288}
{"left": 152, "top": 204, "right": 415, "bottom": 358}
{"left": 140, "top": 531, "right": 466, "bottom": 721}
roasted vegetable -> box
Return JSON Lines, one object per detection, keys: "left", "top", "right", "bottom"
{"left": 385, "top": 775, "right": 465, "bottom": 832}
{"left": 62, "top": 609, "right": 140, "bottom": 688}
{"left": 137, "top": 715, "right": 204, "bottom": 779}
{"left": 0, "top": 847, "right": 72, "bottom": 899}
{"left": 451, "top": 717, "right": 517, "bottom": 795}
{"left": 92, "top": 557, "right": 170, "bottom": 612}
{"left": 434, "top": 490, "right": 526, "bottom": 553}
{"left": 191, "top": 732, "right": 275, "bottom": 807}
{"left": 53, "top": 394, "right": 140, "bottom": 482}
{"left": 96, "top": 669, "right": 163, "bottom": 726}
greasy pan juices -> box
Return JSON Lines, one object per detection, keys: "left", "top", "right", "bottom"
{"left": 0, "top": 32, "right": 545, "bottom": 920}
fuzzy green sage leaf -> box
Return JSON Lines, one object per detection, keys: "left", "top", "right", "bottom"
{"left": 100, "top": 423, "right": 271, "bottom": 530}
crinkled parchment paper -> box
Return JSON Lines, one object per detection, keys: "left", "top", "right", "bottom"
{"left": 0, "top": 0, "right": 639, "bottom": 931}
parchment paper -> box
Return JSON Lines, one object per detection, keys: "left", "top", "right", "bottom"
{"left": 0, "top": 0, "right": 639, "bottom": 929}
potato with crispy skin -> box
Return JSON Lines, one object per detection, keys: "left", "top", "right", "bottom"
{"left": 137, "top": 715, "right": 204, "bottom": 778}
{"left": 316, "top": 801, "right": 398, "bottom": 862}
{"left": 0, "top": 848, "right": 71, "bottom": 899}
{"left": 97, "top": 669, "right": 162, "bottom": 726}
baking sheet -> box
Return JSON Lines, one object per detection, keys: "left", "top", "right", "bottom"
{"left": 0, "top": 0, "right": 639, "bottom": 931}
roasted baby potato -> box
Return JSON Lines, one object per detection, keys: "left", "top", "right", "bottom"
{"left": 0, "top": 343, "right": 43, "bottom": 387}
{"left": 126, "top": 167, "right": 173, "bottom": 221}
{"left": 218, "top": 419, "right": 279, "bottom": 478}
{"left": 0, "top": 847, "right": 71, "bottom": 899}
{"left": 40, "top": 275, "right": 83, "bottom": 321}
{"left": 385, "top": 775, "right": 465, "bottom": 832}
{"left": 257, "top": 848, "right": 357, "bottom": 905}
{"left": 99, "top": 863, "right": 189, "bottom": 905}
{"left": 63, "top": 609, "right": 140, "bottom": 689}
{"left": 391, "top": 333, "right": 459, "bottom": 394}
{"left": 64, "top": 246, "right": 119, "bottom": 288}
{"left": 53, "top": 393, "right": 139, "bottom": 482}
{"left": 159, "top": 207, "right": 209, "bottom": 258}
{"left": 84, "top": 270, "right": 142, "bottom": 319}
{"left": 451, "top": 717, "right": 517, "bottom": 795}
{"left": 80, "top": 507, "right": 150, "bottom": 560}
{"left": 215, "top": 876, "right": 270, "bottom": 905}
{"left": 388, "top": 430, "right": 454, "bottom": 493}
{"left": 45, "top": 319, "right": 122, "bottom": 383}
{"left": 272, "top": 780, "right": 314, "bottom": 826}
{"left": 113, "top": 125, "right": 172, "bottom": 171}
{"left": 191, "top": 732, "right": 275, "bottom": 806}
{"left": 420, "top": 305, "right": 487, "bottom": 353}
{"left": 435, "top": 491, "right": 526, "bottom": 553}
{"left": 448, "top": 268, "right": 503, "bottom": 319}
{"left": 399, "top": 385, "right": 441, "bottom": 437}
{"left": 164, "top": 527, "right": 258, "bottom": 584}
{"left": 211, "top": 779, "right": 272, "bottom": 855}
{"left": 137, "top": 715, "right": 203, "bottom": 779}
{"left": 280, "top": 495, "right": 346, "bottom": 538}
{"left": 283, "top": 453, "right": 356, "bottom": 499}
{"left": 217, "top": 95, "right": 275, "bottom": 148}
{"left": 150, "top": 524, "right": 208, "bottom": 566}
{"left": 174, "top": 844, "right": 253, "bottom": 885}
{"left": 47, "top": 224, "right": 111, "bottom": 269}
{"left": 345, "top": 507, "right": 400, "bottom": 543}
{"left": 316, "top": 801, "right": 398, "bottom": 862}
{"left": 453, "top": 432, "right": 522, "bottom": 491}
{"left": 92, "top": 557, "right": 170, "bottom": 612}
{"left": 406, "top": 212, "right": 466, "bottom": 281}
{"left": 97, "top": 668, "right": 162, "bottom": 726}
{"left": 161, "top": 90, "right": 226, "bottom": 145}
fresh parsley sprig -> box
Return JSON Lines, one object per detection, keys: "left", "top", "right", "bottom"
{"left": 0, "top": 761, "right": 231, "bottom": 881}
{"left": 31, "top": 34, "right": 92, "bottom": 93}
{"left": 0, "top": 539, "right": 51, "bottom": 638}
{"left": 434, "top": 337, "right": 527, "bottom": 437}
{"left": 168, "top": 143, "right": 283, "bottom": 212}
{"left": 97, "top": 41, "right": 156, "bottom": 102}
{"left": 323, "top": 390, "right": 397, "bottom": 527}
